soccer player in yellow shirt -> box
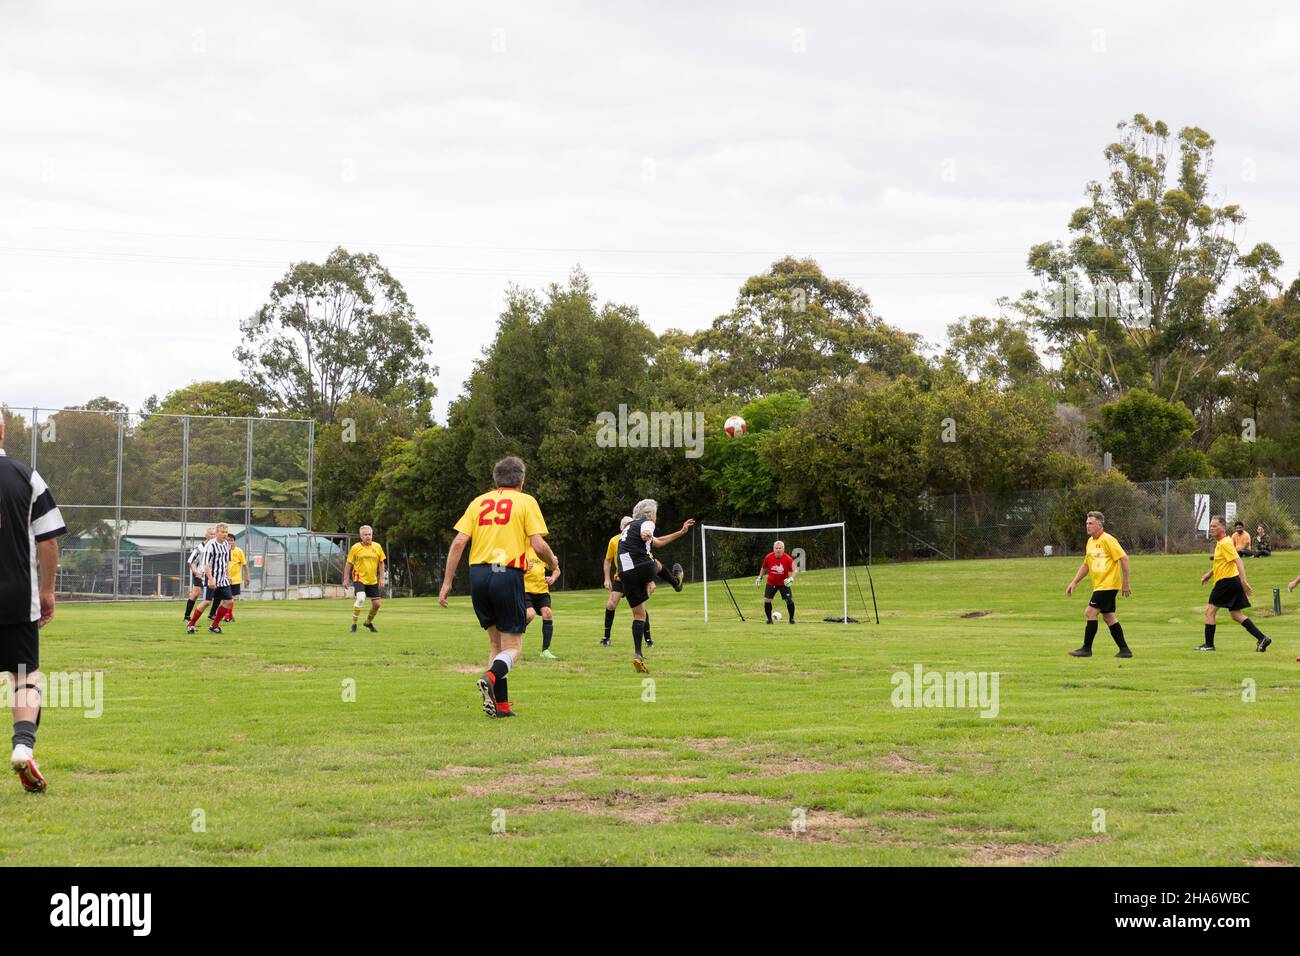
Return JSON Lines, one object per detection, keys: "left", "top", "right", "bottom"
{"left": 438, "top": 456, "right": 558, "bottom": 718}
{"left": 344, "top": 526, "right": 386, "bottom": 633}
{"left": 524, "top": 544, "right": 561, "bottom": 659}
{"left": 1065, "top": 511, "right": 1132, "bottom": 657}
{"left": 1199, "top": 515, "right": 1271, "bottom": 652}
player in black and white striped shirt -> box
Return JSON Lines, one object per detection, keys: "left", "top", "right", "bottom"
{"left": 182, "top": 527, "right": 215, "bottom": 622}
{"left": 0, "top": 418, "right": 68, "bottom": 793}
{"left": 186, "top": 523, "right": 235, "bottom": 635}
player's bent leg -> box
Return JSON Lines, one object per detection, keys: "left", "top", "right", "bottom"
{"left": 1232, "top": 609, "right": 1271, "bottom": 651}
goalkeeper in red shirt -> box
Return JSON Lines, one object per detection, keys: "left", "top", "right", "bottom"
{"left": 756, "top": 540, "right": 797, "bottom": 624}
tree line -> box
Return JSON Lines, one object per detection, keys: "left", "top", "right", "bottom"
{"left": 8, "top": 113, "right": 1300, "bottom": 585}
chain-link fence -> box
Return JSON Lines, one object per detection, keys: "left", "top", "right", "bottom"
{"left": 1, "top": 405, "right": 318, "bottom": 601}
{"left": 865, "top": 474, "right": 1300, "bottom": 562}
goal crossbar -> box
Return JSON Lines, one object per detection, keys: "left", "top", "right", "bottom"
{"left": 701, "top": 521, "right": 847, "bottom": 623}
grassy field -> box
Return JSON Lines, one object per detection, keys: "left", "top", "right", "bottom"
{"left": 3, "top": 553, "right": 1298, "bottom": 866}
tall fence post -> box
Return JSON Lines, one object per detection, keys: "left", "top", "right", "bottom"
{"left": 245, "top": 419, "right": 254, "bottom": 535}
{"left": 180, "top": 415, "right": 190, "bottom": 590}
{"left": 306, "top": 419, "right": 316, "bottom": 531}
{"left": 1164, "top": 477, "right": 1170, "bottom": 554}
{"left": 1271, "top": 473, "right": 1277, "bottom": 522}
{"left": 29, "top": 407, "right": 37, "bottom": 468}
{"left": 114, "top": 412, "right": 124, "bottom": 598}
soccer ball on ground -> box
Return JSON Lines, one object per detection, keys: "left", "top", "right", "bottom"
{"left": 772, "top": 610, "right": 783, "bottom": 621}
{"left": 724, "top": 415, "right": 747, "bottom": 437}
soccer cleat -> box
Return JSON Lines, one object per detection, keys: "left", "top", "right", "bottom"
{"left": 1195, "top": 644, "right": 1216, "bottom": 651}
{"left": 1256, "top": 635, "right": 1272, "bottom": 653}
{"left": 671, "top": 563, "right": 685, "bottom": 592}
{"left": 644, "top": 635, "right": 653, "bottom": 648}
{"left": 208, "top": 625, "right": 222, "bottom": 635}
{"left": 364, "top": 622, "right": 378, "bottom": 633}
{"left": 496, "top": 708, "right": 517, "bottom": 718}
{"left": 765, "top": 619, "right": 773, "bottom": 625}
{"left": 350, "top": 623, "right": 357, "bottom": 633}
{"left": 12, "top": 746, "right": 46, "bottom": 794}
{"left": 1115, "top": 648, "right": 1133, "bottom": 659}
{"left": 539, "top": 649, "right": 558, "bottom": 660}
{"left": 477, "top": 673, "right": 500, "bottom": 718}
{"left": 632, "top": 656, "right": 649, "bottom": 673}
{"left": 1067, "top": 647, "right": 1092, "bottom": 657}
{"left": 599, "top": 638, "right": 611, "bottom": 647}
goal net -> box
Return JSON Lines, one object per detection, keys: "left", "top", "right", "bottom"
{"left": 701, "top": 522, "right": 872, "bottom": 623}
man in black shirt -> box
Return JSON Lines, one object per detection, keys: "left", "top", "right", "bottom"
{"left": 616, "top": 498, "right": 693, "bottom": 673}
{"left": 0, "top": 418, "right": 67, "bottom": 793}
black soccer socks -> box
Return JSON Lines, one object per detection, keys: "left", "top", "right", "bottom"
{"left": 542, "top": 619, "right": 553, "bottom": 651}
{"left": 1083, "top": 619, "right": 1099, "bottom": 649}
{"left": 1204, "top": 623, "right": 1216, "bottom": 647}
{"left": 1240, "top": 617, "right": 1267, "bottom": 641}
{"left": 632, "top": 618, "right": 645, "bottom": 656}
{"left": 1108, "top": 621, "right": 1127, "bottom": 650}
{"left": 603, "top": 608, "right": 615, "bottom": 640}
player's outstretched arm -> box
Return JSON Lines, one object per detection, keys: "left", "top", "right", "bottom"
{"left": 650, "top": 518, "right": 695, "bottom": 549}
{"left": 438, "top": 533, "right": 470, "bottom": 607}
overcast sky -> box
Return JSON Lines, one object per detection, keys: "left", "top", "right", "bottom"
{"left": 3, "top": 0, "right": 1298, "bottom": 423}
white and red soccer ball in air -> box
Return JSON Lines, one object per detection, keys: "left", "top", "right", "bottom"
{"left": 724, "top": 415, "right": 747, "bottom": 437}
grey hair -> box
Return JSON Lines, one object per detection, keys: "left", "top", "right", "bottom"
{"left": 619, "top": 515, "right": 633, "bottom": 529}
{"left": 492, "top": 456, "right": 526, "bottom": 489}
{"left": 773, "top": 540, "right": 785, "bottom": 549}
{"left": 632, "top": 499, "right": 657, "bottom": 521}
{"left": 1086, "top": 511, "right": 1104, "bottom": 524}
{"left": 1211, "top": 514, "right": 1224, "bottom": 527}
{"left": 360, "top": 525, "right": 373, "bottom": 533}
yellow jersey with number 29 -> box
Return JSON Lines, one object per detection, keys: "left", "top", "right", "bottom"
{"left": 453, "top": 488, "right": 548, "bottom": 569}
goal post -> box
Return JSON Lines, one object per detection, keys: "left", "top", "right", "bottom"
{"left": 701, "top": 522, "right": 866, "bottom": 623}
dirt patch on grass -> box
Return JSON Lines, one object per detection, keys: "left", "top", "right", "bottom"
{"left": 511, "top": 788, "right": 773, "bottom": 825}
{"left": 876, "top": 752, "right": 940, "bottom": 775}
{"left": 955, "top": 835, "right": 1110, "bottom": 866}
{"left": 264, "top": 664, "right": 314, "bottom": 672}
{"left": 745, "top": 753, "right": 843, "bottom": 777}
{"left": 534, "top": 755, "right": 600, "bottom": 771}
{"left": 631, "top": 774, "right": 711, "bottom": 783}
{"left": 960, "top": 610, "right": 992, "bottom": 618}
{"left": 1250, "top": 859, "right": 1298, "bottom": 867}
{"left": 771, "top": 811, "right": 911, "bottom": 846}
{"left": 446, "top": 663, "right": 486, "bottom": 675}
{"left": 955, "top": 842, "right": 1061, "bottom": 865}
{"left": 609, "top": 747, "right": 672, "bottom": 758}
{"left": 437, "top": 755, "right": 603, "bottom": 795}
